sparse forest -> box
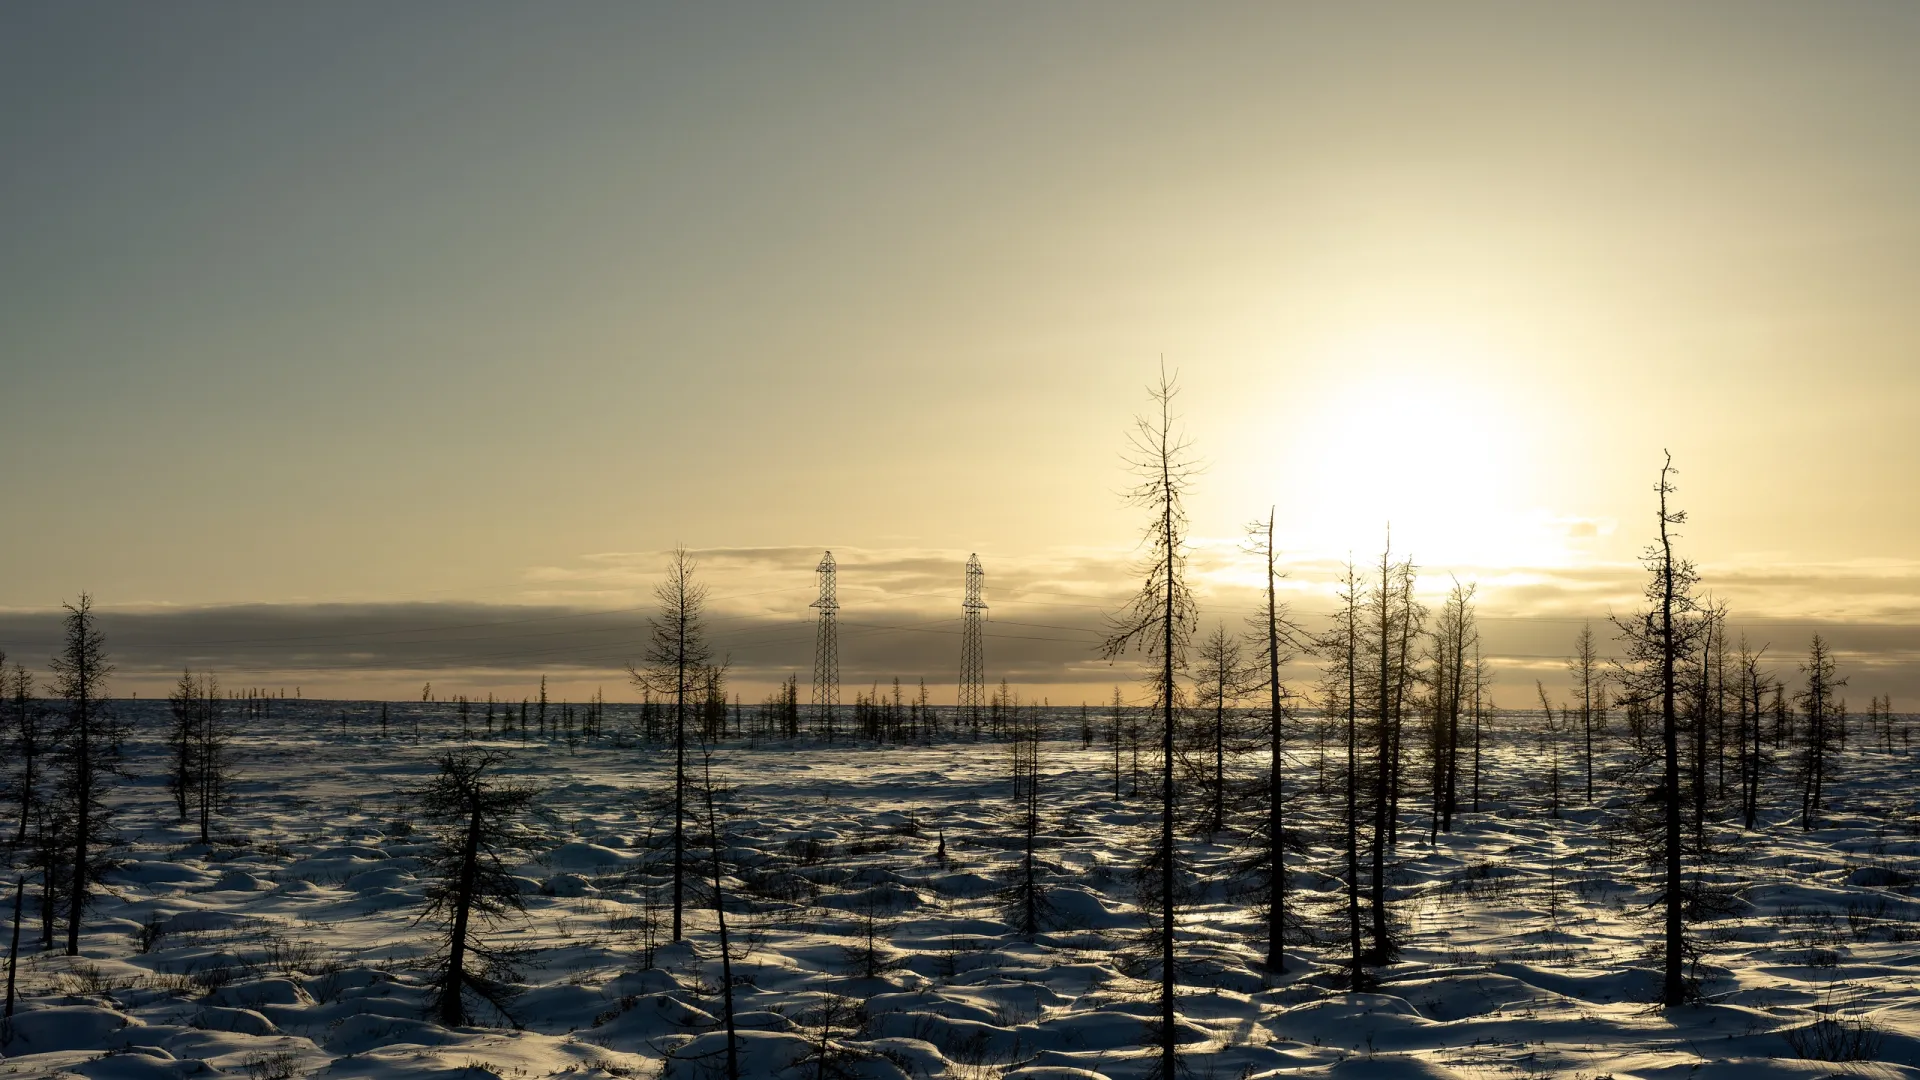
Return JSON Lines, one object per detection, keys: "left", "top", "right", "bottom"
{"left": 1, "top": 401, "right": 1913, "bottom": 1080}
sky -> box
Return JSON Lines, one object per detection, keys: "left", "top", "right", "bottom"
{"left": 3, "top": 3, "right": 1919, "bottom": 705}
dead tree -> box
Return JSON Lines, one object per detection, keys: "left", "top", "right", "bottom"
{"left": 416, "top": 749, "right": 535, "bottom": 1026}
{"left": 1100, "top": 366, "right": 1198, "bottom": 1078}
{"left": 628, "top": 546, "right": 713, "bottom": 941}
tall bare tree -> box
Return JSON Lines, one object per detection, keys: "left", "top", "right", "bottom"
{"left": 1101, "top": 367, "right": 1197, "bottom": 1078}
{"left": 1611, "top": 453, "right": 1705, "bottom": 1006}
{"left": 1319, "top": 559, "right": 1366, "bottom": 990}
{"left": 1191, "top": 622, "right": 1252, "bottom": 837}
{"left": 1427, "top": 579, "right": 1477, "bottom": 834}
{"left": 1569, "top": 622, "right": 1604, "bottom": 804}
{"left": 1000, "top": 700, "right": 1053, "bottom": 937}
{"left": 1363, "top": 538, "right": 1421, "bottom": 962}
{"left": 192, "top": 673, "right": 233, "bottom": 844}
{"left": 1734, "top": 637, "right": 1771, "bottom": 830}
{"left": 1244, "top": 509, "right": 1301, "bottom": 970}
{"left": 628, "top": 546, "right": 713, "bottom": 941}
{"left": 6, "top": 664, "right": 47, "bottom": 846}
{"left": 1797, "top": 634, "right": 1845, "bottom": 831}
{"left": 165, "top": 670, "right": 201, "bottom": 824}
{"left": 49, "top": 594, "right": 124, "bottom": 956}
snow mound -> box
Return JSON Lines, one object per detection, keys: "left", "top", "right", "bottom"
{"left": 547, "top": 841, "right": 642, "bottom": 869}
{"left": 192, "top": 1006, "right": 280, "bottom": 1036}
{"left": 1, "top": 1004, "right": 140, "bottom": 1053}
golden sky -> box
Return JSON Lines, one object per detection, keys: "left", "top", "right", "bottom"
{"left": 2, "top": 4, "right": 1917, "bottom": 703}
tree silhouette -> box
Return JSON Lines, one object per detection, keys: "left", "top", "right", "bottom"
{"left": 628, "top": 545, "right": 713, "bottom": 941}
{"left": 1100, "top": 366, "right": 1197, "bottom": 1078}
{"left": 1244, "top": 509, "right": 1302, "bottom": 970}
{"left": 1428, "top": 579, "right": 1477, "bottom": 834}
{"left": 416, "top": 749, "right": 535, "bottom": 1026}
{"left": 5, "top": 663, "right": 47, "bottom": 847}
{"left": 1611, "top": 452, "right": 1706, "bottom": 1006}
{"left": 1797, "top": 634, "right": 1846, "bottom": 830}
{"left": 1569, "top": 622, "right": 1605, "bottom": 805}
{"left": 48, "top": 593, "right": 124, "bottom": 956}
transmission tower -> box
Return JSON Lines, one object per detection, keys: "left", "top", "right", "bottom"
{"left": 810, "top": 550, "right": 840, "bottom": 729}
{"left": 960, "top": 553, "right": 987, "bottom": 719}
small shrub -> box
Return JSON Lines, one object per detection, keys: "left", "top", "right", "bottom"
{"left": 190, "top": 962, "right": 236, "bottom": 995}
{"left": 1783, "top": 1015, "right": 1885, "bottom": 1062}
{"left": 244, "top": 1051, "right": 302, "bottom": 1080}
{"left": 133, "top": 914, "right": 168, "bottom": 954}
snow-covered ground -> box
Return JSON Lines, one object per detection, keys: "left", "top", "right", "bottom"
{"left": 7, "top": 700, "right": 1920, "bottom": 1079}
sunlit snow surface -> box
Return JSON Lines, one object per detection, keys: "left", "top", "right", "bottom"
{"left": 6, "top": 700, "right": 1920, "bottom": 1079}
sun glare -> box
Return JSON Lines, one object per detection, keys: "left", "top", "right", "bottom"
{"left": 1277, "top": 332, "right": 1571, "bottom": 571}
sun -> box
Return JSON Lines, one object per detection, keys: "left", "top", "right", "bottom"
{"left": 1270, "top": 332, "right": 1571, "bottom": 571}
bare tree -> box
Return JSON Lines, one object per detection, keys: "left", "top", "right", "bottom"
{"left": 1691, "top": 599, "right": 1728, "bottom": 841}
{"left": 1535, "top": 682, "right": 1562, "bottom": 818}
{"left": 1427, "top": 579, "right": 1477, "bottom": 834}
{"left": 49, "top": 594, "right": 125, "bottom": 956}
{"left": 1734, "top": 637, "right": 1772, "bottom": 830}
{"left": 1470, "top": 643, "right": 1490, "bottom": 813}
{"left": 1610, "top": 453, "right": 1705, "bottom": 1006}
{"left": 1797, "top": 634, "right": 1845, "bottom": 831}
{"left": 416, "top": 749, "right": 535, "bottom": 1026}
{"left": 192, "top": 673, "right": 234, "bottom": 844}
{"left": 1100, "top": 366, "right": 1198, "bottom": 1078}
{"left": 1191, "top": 622, "right": 1252, "bottom": 837}
{"left": 696, "top": 747, "right": 743, "bottom": 1080}
{"left": 628, "top": 546, "right": 713, "bottom": 942}
{"left": 1319, "top": 559, "right": 1367, "bottom": 990}
{"left": 1363, "top": 538, "right": 1421, "bottom": 963}
{"left": 166, "top": 669, "right": 232, "bottom": 843}
{"left": 1569, "top": 622, "right": 1604, "bottom": 804}
{"left": 999, "top": 698, "right": 1054, "bottom": 937}
{"left": 164, "top": 670, "right": 199, "bottom": 824}
{"left": 1244, "top": 509, "right": 1302, "bottom": 970}
{"left": 6, "top": 664, "right": 48, "bottom": 846}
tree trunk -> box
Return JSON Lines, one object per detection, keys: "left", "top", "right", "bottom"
{"left": 5, "top": 877, "right": 22, "bottom": 1022}
{"left": 674, "top": 644, "right": 686, "bottom": 941}
{"left": 441, "top": 804, "right": 483, "bottom": 1026}
{"left": 1158, "top": 485, "right": 1177, "bottom": 1077}
{"left": 1264, "top": 514, "right": 1286, "bottom": 971}
{"left": 1660, "top": 494, "right": 1685, "bottom": 1006}
{"left": 66, "top": 685, "right": 89, "bottom": 957}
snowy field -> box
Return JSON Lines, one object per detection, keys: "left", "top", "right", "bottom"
{"left": 7, "top": 700, "right": 1920, "bottom": 1079}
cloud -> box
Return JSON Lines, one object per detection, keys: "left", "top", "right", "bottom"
{"left": 4, "top": 547, "right": 1920, "bottom": 705}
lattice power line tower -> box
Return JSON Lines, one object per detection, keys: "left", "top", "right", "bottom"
{"left": 959, "top": 553, "right": 987, "bottom": 719}
{"left": 810, "top": 550, "right": 841, "bottom": 727}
